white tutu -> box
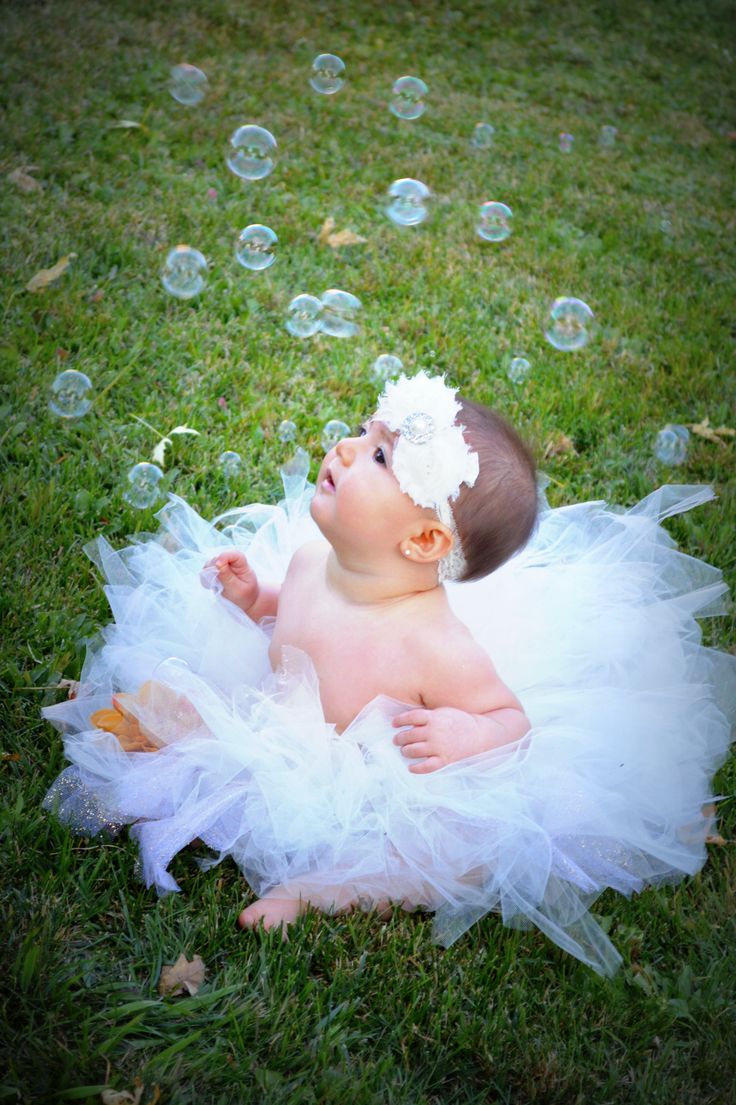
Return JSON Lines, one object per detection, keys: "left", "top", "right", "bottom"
{"left": 43, "top": 475, "right": 736, "bottom": 976}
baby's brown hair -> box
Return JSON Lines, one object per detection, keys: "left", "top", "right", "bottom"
{"left": 452, "top": 399, "right": 538, "bottom": 582}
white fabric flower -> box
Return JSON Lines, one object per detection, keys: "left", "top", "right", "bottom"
{"left": 374, "top": 370, "right": 479, "bottom": 510}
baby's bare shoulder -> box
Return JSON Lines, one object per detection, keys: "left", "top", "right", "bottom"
{"left": 287, "top": 539, "right": 329, "bottom": 576}
{"left": 415, "top": 607, "right": 514, "bottom": 713}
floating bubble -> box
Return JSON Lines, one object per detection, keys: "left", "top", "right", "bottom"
{"left": 219, "top": 450, "right": 242, "bottom": 478}
{"left": 310, "top": 53, "right": 345, "bottom": 94}
{"left": 654, "top": 425, "right": 689, "bottom": 466}
{"left": 286, "top": 294, "right": 323, "bottom": 338}
{"left": 169, "top": 63, "right": 208, "bottom": 105}
{"left": 372, "top": 354, "right": 403, "bottom": 382}
{"left": 470, "top": 122, "right": 495, "bottom": 149}
{"left": 49, "top": 369, "right": 93, "bottom": 419}
{"left": 390, "top": 76, "right": 427, "bottom": 120}
{"left": 161, "top": 245, "right": 208, "bottom": 299}
{"left": 124, "top": 462, "right": 164, "bottom": 510}
{"left": 599, "top": 125, "right": 617, "bottom": 148}
{"left": 280, "top": 446, "right": 310, "bottom": 481}
{"left": 278, "top": 419, "right": 297, "bottom": 443}
{"left": 320, "top": 289, "right": 362, "bottom": 338}
{"left": 227, "top": 125, "right": 277, "bottom": 181}
{"left": 477, "top": 201, "right": 513, "bottom": 242}
{"left": 507, "top": 356, "right": 531, "bottom": 384}
{"left": 559, "top": 132, "right": 574, "bottom": 153}
{"left": 235, "top": 224, "right": 277, "bottom": 271}
{"left": 544, "top": 297, "right": 594, "bottom": 351}
{"left": 321, "top": 419, "right": 351, "bottom": 452}
{"left": 660, "top": 218, "right": 673, "bottom": 235}
{"left": 386, "top": 178, "right": 430, "bottom": 227}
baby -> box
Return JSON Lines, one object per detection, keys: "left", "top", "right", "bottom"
{"left": 205, "top": 372, "right": 539, "bottom": 933}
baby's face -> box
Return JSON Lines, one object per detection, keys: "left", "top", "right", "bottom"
{"left": 311, "top": 419, "right": 428, "bottom": 554}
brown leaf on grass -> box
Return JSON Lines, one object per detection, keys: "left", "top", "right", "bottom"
{"left": 101, "top": 1080, "right": 144, "bottom": 1105}
{"left": 26, "top": 253, "right": 77, "bottom": 292}
{"left": 705, "top": 832, "right": 728, "bottom": 846}
{"left": 8, "top": 167, "right": 43, "bottom": 193}
{"left": 318, "top": 216, "right": 367, "bottom": 249}
{"left": 2, "top": 752, "right": 21, "bottom": 762}
{"left": 158, "top": 952, "right": 206, "bottom": 997}
{"left": 543, "top": 432, "right": 577, "bottom": 460}
{"left": 687, "top": 418, "right": 735, "bottom": 447}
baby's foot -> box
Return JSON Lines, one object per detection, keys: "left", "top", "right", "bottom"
{"left": 238, "top": 897, "right": 307, "bottom": 937}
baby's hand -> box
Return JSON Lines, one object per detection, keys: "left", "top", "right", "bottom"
{"left": 203, "top": 549, "right": 259, "bottom": 613}
{"left": 392, "top": 707, "right": 488, "bottom": 774}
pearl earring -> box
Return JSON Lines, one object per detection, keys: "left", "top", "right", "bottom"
{"left": 404, "top": 549, "right": 412, "bottom": 557}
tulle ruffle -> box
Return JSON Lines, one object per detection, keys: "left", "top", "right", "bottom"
{"left": 43, "top": 478, "right": 735, "bottom": 976}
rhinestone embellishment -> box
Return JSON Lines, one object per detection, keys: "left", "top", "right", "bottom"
{"left": 400, "top": 411, "right": 435, "bottom": 444}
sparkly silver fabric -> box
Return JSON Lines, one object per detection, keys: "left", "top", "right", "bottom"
{"left": 399, "top": 410, "right": 436, "bottom": 445}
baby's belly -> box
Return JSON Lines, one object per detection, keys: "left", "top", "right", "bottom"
{"left": 269, "top": 638, "right": 419, "bottom": 733}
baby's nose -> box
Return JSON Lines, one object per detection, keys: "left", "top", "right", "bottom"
{"left": 335, "top": 439, "right": 356, "bottom": 465}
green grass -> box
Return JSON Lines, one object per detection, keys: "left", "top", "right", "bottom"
{"left": 1, "top": 0, "right": 735, "bottom": 1101}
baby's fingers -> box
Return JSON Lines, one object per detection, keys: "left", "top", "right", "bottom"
{"left": 392, "top": 709, "right": 429, "bottom": 730}
{"left": 399, "top": 741, "right": 430, "bottom": 759}
{"left": 409, "top": 756, "right": 444, "bottom": 775}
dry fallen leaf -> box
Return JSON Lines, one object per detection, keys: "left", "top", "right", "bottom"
{"left": 687, "top": 418, "right": 735, "bottom": 447}
{"left": 543, "top": 432, "right": 577, "bottom": 460}
{"left": 2, "top": 752, "right": 22, "bottom": 762}
{"left": 107, "top": 119, "right": 146, "bottom": 131}
{"left": 318, "top": 216, "right": 367, "bottom": 249}
{"left": 8, "top": 166, "right": 43, "bottom": 193}
{"left": 158, "top": 952, "right": 206, "bottom": 997}
{"left": 26, "top": 253, "right": 77, "bottom": 292}
{"left": 101, "top": 1080, "right": 144, "bottom": 1105}
{"left": 705, "top": 832, "right": 728, "bottom": 846}
{"left": 318, "top": 216, "right": 336, "bottom": 242}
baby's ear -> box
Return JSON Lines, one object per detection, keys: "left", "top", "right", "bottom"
{"left": 406, "top": 524, "right": 453, "bottom": 564}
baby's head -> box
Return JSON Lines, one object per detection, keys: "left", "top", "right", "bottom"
{"left": 372, "top": 371, "right": 537, "bottom": 583}
{"left": 450, "top": 397, "right": 537, "bottom": 581}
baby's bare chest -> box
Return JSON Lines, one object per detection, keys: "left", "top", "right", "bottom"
{"left": 269, "top": 577, "right": 424, "bottom": 730}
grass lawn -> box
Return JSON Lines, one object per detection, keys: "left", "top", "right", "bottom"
{"left": 1, "top": 0, "right": 735, "bottom": 1101}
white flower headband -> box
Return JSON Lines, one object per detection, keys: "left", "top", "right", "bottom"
{"left": 373, "top": 370, "right": 479, "bottom": 581}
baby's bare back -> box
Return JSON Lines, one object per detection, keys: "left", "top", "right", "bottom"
{"left": 268, "top": 540, "right": 465, "bottom": 733}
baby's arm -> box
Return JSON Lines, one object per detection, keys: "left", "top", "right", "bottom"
{"left": 203, "top": 550, "right": 279, "bottom": 621}
{"left": 392, "top": 634, "right": 530, "bottom": 773}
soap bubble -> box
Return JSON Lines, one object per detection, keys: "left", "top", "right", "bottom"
{"left": 280, "top": 446, "right": 310, "bottom": 481}
{"left": 470, "top": 122, "right": 495, "bottom": 149}
{"left": 310, "top": 53, "right": 345, "bottom": 94}
{"left": 219, "top": 450, "right": 242, "bottom": 478}
{"left": 559, "top": 132, "right": 574, "bottom": 153}
{"left": 390, "top": 76, "right": 427, "bottom": 120}
{"left": 507, "top": 356, "right": 531, "bottom": 384}
{"left": 161, "top": 245, "right": 208, "bottom": 299}
{"left": 278, "top": 419, "right": 297, "bottom": 443}
{"left": 49, "top": 369, "right": 92, "bottom": 419}
{"left": 227, "top": 125, "right": 277, "bottom": 181}
{"left": 286, "top": 294, "right": 323, "bottom": 337}
{"left": 660, "top": 218, "right": 673, "bottom": 235}
{"left": 321, "top": 419, "right": 351, "bottom": 452}
{"left": 477, "top": 201, "right": 513, "bottom": 242}
{"left": 320, "top": 289, "right": 362, "bottom": 338}
{"left": 386, "top": 178, "right": 430, "bottom": 226}
{"left": 169, "top": 63, "right": 208, "bottom": 105}
{"left": 235, "top": 224, "right": 277, "bottom": 271}
{"left": 654, "top": 425, "right": 689, "bottom": 466}
{"left": 545, "top": 297, "right": 594, "bottom": 351}
{"left": 124, "top": 462, "right": 164, "bottom": 510}
{"left": 599, "top": 125, "right": 617, "bottom": 148}
{"left": 372, "top": 354, "right": 403, "bottom": 382}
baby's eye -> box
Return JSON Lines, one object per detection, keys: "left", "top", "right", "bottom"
{"left": 373, "top": 447, "right": 386, "bottom": 466}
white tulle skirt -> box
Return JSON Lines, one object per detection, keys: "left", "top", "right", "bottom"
{"left": 43, "top": 475, "right": 736, "bottom": 976}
